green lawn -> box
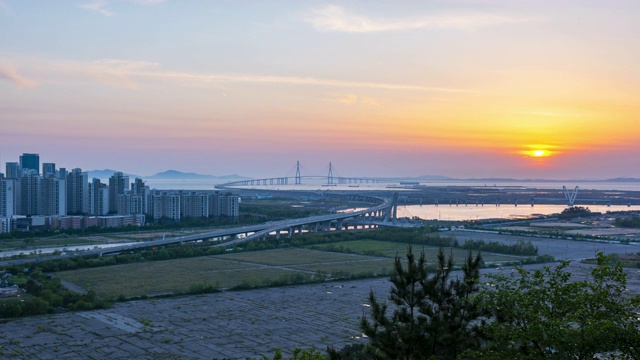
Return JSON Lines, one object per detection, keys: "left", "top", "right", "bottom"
{"left": 55, "top": 242, "right": 532, "bottom": 299}
{"left": 306, "top": 240, "right": 527, "bottom": 264}
{"left": 56, "top": 249, "right": 387, "bottom": 298}
{"left": 217, "top": 248, "right": 379, "bottom": 266}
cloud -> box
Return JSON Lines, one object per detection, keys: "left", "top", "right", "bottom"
{"left": 79, "top": 0, "right": 113, "bottom": 16}
{"left": 305, "top": 5, "right": 533, "bottom": 33}
{"left": 54, "top": 59, "right": 159, "bottom": 89}
{"left": 150, "top": 69, "right": 471, "bottom": 93}
{"left": 0, "top": 0, "right": 13, "bottom": 16}
{"left": 14, "top": 56, "right": 477, "bottom": 94}
{"left": 335, "top": 94, "right": 379, "bottom": 105}
{"left": 132, "top": 0, "right": 166, "bottom": 4}
{"left": 0, "top": 62, "right": 37, "bottom": 89}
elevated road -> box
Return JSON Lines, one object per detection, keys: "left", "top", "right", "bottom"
{"left": 0, "top": 194, "right": 400, "bottom": 267}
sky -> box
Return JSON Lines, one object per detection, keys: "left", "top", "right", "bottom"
{"left": 1, "top": 1, "right": 639, "bottom": 180}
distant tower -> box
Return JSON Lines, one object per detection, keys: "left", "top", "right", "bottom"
{"left": 19, "top": 153, "right": 39, "bottom": 175}
{"left": 5, "top": 162, "right": 20, "bottom": 179}
{"left": 295, "top": 161, "right": 301, "bottom": 185}
{"left": 42, "top": 163, "right": 56, "bottom": 178}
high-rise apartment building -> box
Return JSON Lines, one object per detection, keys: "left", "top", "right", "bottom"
{"left": 180, "top": 191, "right": 210, "bottom": 218}
{"left": 151, "top": 192, "right": 181, "bottom": 220}
{"left": 117, "top": 192, "right": 144, "bottom": 215}
{"left": 57, "top": 167, "right": 68, "bottom": 180}
{"left": 19, "top": 153, "right": 39, "bottom": 175}
{"left": 0, "top": 179, "right": 16, "bottom": 218}
{"left": 131, "top": 178, "right": 149, "bottom": 214}
{"left": 209, "top": 192, "right": 240, "bottom": 218}
{"left": 108, "top": 172, "right": 129, "bottom": 213}
{"left": 42, "top": 176, "right": 66, "bottom": 216}
{"left": 42, "top": 163, "right": 56, "bottom": 178}
{"left": 20, "top": 170, "right": 41, "bottom": 215}
{"left": 89, "top": 178, "right": 109, "bottom": 216}
{"left": 66, "top": 168, "right": 88, "bottom": 214}
{"left": 5, "top": 162, "right": 20, "bottom": 179}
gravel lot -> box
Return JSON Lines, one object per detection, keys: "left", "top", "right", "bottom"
{"left": 1, "top": 235, "right": 639, "bottom": 359}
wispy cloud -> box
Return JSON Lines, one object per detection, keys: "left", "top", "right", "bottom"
{"left": 0, "top": 0, "right": 13, "bottom": 16}
{"left": 0, "top": 62, "right": 37, "bottom": 89}
{"left": 79, "top": 0, "right": 113, "bottom": 16}
{"left": 335, "top": 94, "right": 379, "bottom": 105}
{"left": 149, "top": 69, "right": 470, "bottom": 93}
{"left": 305, "top": 5, "right": 534, "bottom": 33}
{"left": 132, "top": 0, "right": 166, "bottom": 4}
{"left": 78, "top": 0, "right": 164, "bottom": 16}
{"left": 16, "top": 56, "right": 477, "bottom": 94}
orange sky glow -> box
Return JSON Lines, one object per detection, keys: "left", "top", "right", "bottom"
{"left": 1, "top": 1, "right": 639, "bottom": 179}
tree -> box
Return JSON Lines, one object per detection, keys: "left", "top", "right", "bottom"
{"left": 558, "top": 206, "right": 591, "bottom": 220}
{"left": 360, "top": 246, "right": 484, "bottom": 359}
{"left": 476, "top": 253, "right": 640, "bottom": 359}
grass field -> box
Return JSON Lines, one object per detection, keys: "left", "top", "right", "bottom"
{"left": 291, "top": 259, "right": 394, "bottom": 277}
{"left": 56, "top": 240, "right": 535, "bottom": 299}
{"left": 56, "top": 249, "right": 388, "bottom": 298}
{"left": 306, "top": 240, "right": 526, "bottom": 264}
{"left": 217, "top": 248, "right": 378, "bottom": 266}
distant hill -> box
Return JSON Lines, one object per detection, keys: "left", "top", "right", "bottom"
{"left": 87, "top": 169, "right": 142, "bottom": 180}
{"left": 414, "top": 175, "right": 455, "bottom": 181}
{"left": 605, "top": 177, "right": 640, "bottom": 182}
{"left": 146, "top": 170, "right": 215, "bottom": 179}
{"left": 145, "top": 170, "right": 251, "bottom": 180}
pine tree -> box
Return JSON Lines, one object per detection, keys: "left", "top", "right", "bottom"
{"left": 361, "top": 246, "right": 483, "bottom": 359}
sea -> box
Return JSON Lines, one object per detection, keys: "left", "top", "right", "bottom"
{"left": 144, "top": 178, "right": 640, "bottom": 192}
{"left": 144, "top": 178, "right": 640, "bottom": 221}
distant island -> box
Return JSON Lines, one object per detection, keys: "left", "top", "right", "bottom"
{"left": 87, "top": 169, "right": 251, "bottom": 181}
{"left": 145, "top": 170, "right": 250, "bottom": 180}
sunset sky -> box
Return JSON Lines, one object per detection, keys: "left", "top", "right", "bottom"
{"left": 1, "top": 1, "right": 639, "bottom": 179}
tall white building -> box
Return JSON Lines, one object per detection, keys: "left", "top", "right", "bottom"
{"left": 0, "top": 179, "right": 16, "bottom": 218}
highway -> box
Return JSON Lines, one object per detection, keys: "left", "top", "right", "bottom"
{"left": 0, "top": 195, "right": 397, "bottom": 267}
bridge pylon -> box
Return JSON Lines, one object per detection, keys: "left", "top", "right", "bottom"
{"left": 383, "top": 193, "right": 399, "bottom": 223}
{"left": 327, "top": 162, "right": 334, "bottom": 185}
{"left": 563, "top": 186, "right": 579, "bottom": 206}
{"left": 295, "top": 161, "right": 301, "bottom": 185}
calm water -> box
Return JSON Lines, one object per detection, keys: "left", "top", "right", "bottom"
{"left": 144, "top": 178, "right": 640, "bottom": 192}
{"left": 397, "top": 204, "right": 638, "bottom": 221}
{"left": 144, "top": 178, "right": 639, "bottom": 221}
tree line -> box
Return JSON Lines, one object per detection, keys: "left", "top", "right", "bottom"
{"left": 326, "top": 248, "right": 640, "bottom": 360}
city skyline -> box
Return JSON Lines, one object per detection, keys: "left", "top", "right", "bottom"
{"left": 2, "top": 1, "right": 640, "bottom": 180}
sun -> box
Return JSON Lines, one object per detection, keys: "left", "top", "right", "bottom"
{"left": 531, "top": 149, "right": 548, "bottom": 157}
{"left": 519, "top": 145, "right": 556, "bottom": 159}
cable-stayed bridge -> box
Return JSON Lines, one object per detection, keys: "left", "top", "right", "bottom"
{"left": 218, "top": 161, "right": 389, "bottom": 187}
